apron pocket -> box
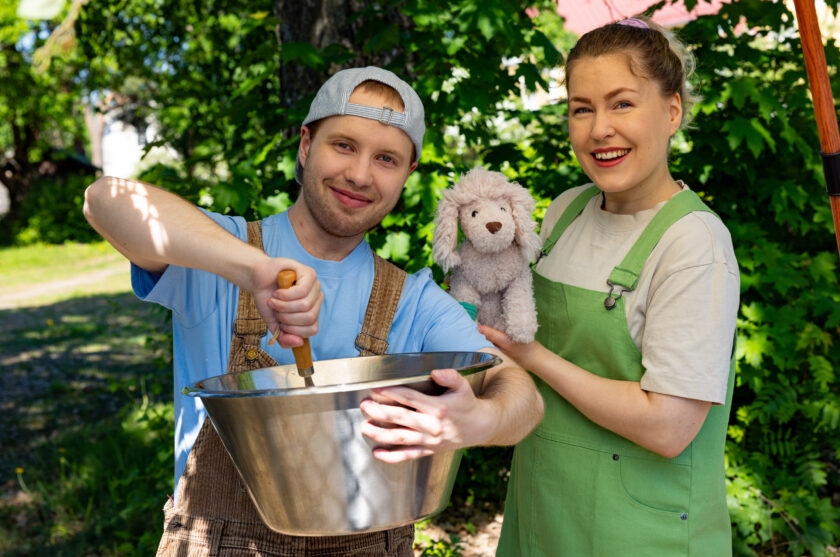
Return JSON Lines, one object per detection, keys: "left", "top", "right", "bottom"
{"left": 525, "top": 434, "right": 690, "bottom": 556}
{"left": 618, "top": 453, "right": 691, "bottom": 514}
{"left": 603, "top": 452, "right": 690, "bottom": 555}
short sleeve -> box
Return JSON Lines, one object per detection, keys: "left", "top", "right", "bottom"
{"left": 638, "top": 214, "right": 740, "bottom": 404}
{"left": 129, "top": 210, "right": 247, "bottom": 328}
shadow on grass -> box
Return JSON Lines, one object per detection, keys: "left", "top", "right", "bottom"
{"left": 0, "top": 292, "right": 173, "bottom": 556}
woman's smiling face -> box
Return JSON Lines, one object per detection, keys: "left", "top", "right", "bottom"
{"left": 567, "top": 52, "right": 683, "bottom": 214}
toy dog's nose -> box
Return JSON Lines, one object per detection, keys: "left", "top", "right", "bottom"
{"left": 486, "top": 221, "right": 502, "bottom": 234}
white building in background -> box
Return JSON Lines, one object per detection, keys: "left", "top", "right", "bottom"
{"left": 0, "top": 180, "right": 9, "bottom": 217}
{"left": 102, "top": 114, "right": 179, "bottom": 179}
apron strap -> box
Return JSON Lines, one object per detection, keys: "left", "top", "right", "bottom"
{"left": 355, "top": 254, "right": 407, "bottom": 356}
{"left": 227, "top": 220, "right": 279, "bottom": 373}
{"left": 607, "top": 190, "right": 715, "bottom": 291}
{"left": 535, "top": 186, "right": 717, "bottom": 310}
{"left": 537, "top": 185, "right": 601, "bottom": 264}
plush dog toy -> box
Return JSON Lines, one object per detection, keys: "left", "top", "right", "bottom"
{"left": 433, "top": 167, "right": 540, "bottom": 343}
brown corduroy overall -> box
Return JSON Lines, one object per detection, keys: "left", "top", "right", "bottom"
{"left": 156, "top": 221, "right": 414, "bottom": 556}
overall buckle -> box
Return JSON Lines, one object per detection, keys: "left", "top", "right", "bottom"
{"left": 604, "top": 280, "right": 632, "bottom": 310}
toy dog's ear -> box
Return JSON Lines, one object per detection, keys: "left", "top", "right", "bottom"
{"left": 433, "top": 188, "right": 462, "bottom": 272}
{"left": 509, "top": 184, "right": 542, "bottom": 262}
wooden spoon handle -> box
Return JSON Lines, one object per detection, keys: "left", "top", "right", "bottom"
{"left": 276, "top": 270, "right": 314, "bottom": 372}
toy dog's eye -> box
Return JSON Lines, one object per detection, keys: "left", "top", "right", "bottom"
{"left": 471, "top": 210, "right": 478, "bottom": 217}
{"left": 500, "top": 207, "right": 507, "bottom": 212}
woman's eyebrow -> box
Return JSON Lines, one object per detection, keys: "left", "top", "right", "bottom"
{"left": 604, "top": 87, "right": 637, "bottom": 100}
{"left": 570, "top": 87, "right": 638, "bottom": 104}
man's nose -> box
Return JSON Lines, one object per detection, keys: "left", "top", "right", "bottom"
{"left": 345, "top": 156, "right": 373, "bottom": 186}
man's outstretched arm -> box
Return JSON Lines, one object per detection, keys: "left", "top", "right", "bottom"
{"left": 83, "top": 176, "right": 323, "bottom": 346}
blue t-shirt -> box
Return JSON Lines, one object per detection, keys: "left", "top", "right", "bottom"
{"left": 132, "top": 210, "right": 490, "bottom": 495}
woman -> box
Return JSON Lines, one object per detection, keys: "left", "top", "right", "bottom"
{"left": 484, "top": 17, "right": 740, "bottom": 556}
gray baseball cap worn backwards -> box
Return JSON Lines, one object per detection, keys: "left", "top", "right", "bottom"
{"left": 294, "top": 66, "right": 426, "bottom": 184}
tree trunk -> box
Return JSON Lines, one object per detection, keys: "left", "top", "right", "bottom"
{"left": 273, "top": 0, "right": 413, "bottom": 111}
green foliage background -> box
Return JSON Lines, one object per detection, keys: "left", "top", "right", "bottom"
{"left": 3, "top": 0, "right": 840, "bottom": 554}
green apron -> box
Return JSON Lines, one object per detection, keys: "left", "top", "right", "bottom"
{"left": 497, "top": 186, "right": 735, "bottom": 556}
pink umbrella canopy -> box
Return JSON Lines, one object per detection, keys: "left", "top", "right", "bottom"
{"left": 555, "top": 0, "right": 731, "bottom": 35}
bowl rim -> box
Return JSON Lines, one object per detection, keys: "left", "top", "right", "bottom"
{"left": 182, "top": 351, "right": 501, "bottom": 398}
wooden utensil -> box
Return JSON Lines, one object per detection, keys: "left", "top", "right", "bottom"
{"left": 276, "top": 269, "right": 315, "bottom": 387}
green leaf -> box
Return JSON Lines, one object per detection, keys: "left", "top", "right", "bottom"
{"left": 231, "top": 70, "right": 271, "bottom": 100}
{"left": 476, "top": 13, "right": 497, "bottom": 41}
{"left": 796, "top": 322, "right": 831, "bottom": 354}
{"left": 253, "top": 131, "right": 283, "bottom": 166}
{"left": 741, "top": 302, "right": 765, "bottom": 324}
{"left": 211, "top": 182, "right": 249, "bottom": 215}
{"left": 529, "top": 29, "right": 562, "bottom": 65}
{"left": 377, "top": 231, "right": 411, "bottom": 263}
{"left": 724, "top": 115, "right": 775, "bottom": 159}
{"left": 809, "top": 355, "right": 834, "bottom": 390}
{"left": 281, "top": 41, "right": 324, "bottom": 67}
{"left": 748, "top": 119, "right": 776, "bottom": 155}
{"left": 727, "top": 78, "right": 757, "bottom": 111}
{"left": 363, "top": 24, "right": 399, "bottom": 55}
{"left": 257, "top": 192, "right": 291, "bottom": 217}
{"left": 742, "top": 331, "right": 771, "bottom": 368}
{"left": 515, "top": 62, "right": 545, "bottom": 92}
{"left": 806, "top": 252, "right": 837, "bottom": 284}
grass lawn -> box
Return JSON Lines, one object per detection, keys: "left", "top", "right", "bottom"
{"left": 0, "top": 242, "right": 173, "bottom": 556}
{"left": 0, "top": 242, "right": 125, "bottom": 287}
{"left": 0, "top": 242, "right": 131, "bottom": 308}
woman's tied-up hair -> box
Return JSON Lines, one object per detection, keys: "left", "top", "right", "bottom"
{"left": 564, "top": 15, "right": 700, "bottom": 129}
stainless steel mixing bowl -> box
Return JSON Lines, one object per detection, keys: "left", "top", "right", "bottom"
{"left": 183, "top": 351, "right": 499, "bottom": 535}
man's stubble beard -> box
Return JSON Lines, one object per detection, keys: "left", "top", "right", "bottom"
{"left": 300, "top": 174, "right": 396, "bottom": 239}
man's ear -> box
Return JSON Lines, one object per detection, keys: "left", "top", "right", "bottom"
{"left": 408, "top": 160, "right": 418, "bottom": 175}
{"left": 299, "top": 126, "right": 312, "bottom": 168}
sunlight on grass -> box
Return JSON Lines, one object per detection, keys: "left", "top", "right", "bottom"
{"left": 0, "top": 241, "right": 123, "bottom": 277}
{"left": 0, "top": 242, "right": 131, "bottom": 307}
{"left": 76, "top": 344, "right": 111, "bottom": 353}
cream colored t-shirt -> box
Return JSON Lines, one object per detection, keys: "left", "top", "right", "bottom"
{"left": 535, "top": 183, "right": 740, "bottom": 404}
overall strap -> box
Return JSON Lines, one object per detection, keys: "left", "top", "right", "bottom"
{"left": 227, "top": 220, "right": 279, "bottom": 372}
{"left": 354, "top": 254, "right": 407, "bottom": 356}
{"left": 605, "top": 190, "right": 715, "bottom": 308}
{"left": 537, "top": 185, "right": 601, "bottom": 263}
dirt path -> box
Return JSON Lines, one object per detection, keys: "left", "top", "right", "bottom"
{"left": 0, "top": 260, "right": 129, "bottom": 310}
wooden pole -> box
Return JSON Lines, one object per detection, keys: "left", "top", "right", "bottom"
{"left": 792, "top": 0, "right": 840, "bottom": 257}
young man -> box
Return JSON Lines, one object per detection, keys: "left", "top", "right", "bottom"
{"left": 84, "top": 66, "right": 543, "bottom": 556}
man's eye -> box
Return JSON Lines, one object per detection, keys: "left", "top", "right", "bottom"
{"left": 471, "top": 210, "right": 478, "bottom": 217}
{"left": 380, "top": 155, "right": 394, "bottom": 164}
